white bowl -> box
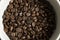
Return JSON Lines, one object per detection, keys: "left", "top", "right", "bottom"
{"left": 0, "top": 0, "right": 60, "bottom": 40}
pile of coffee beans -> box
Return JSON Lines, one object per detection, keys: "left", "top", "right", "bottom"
{"left": 3, "top": 0, "right": 56, "bottom": 40}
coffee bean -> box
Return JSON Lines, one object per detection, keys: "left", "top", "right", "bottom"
{"left": 18, "top": 33, "right": 22, "bottom": 38}
{"left": 26, "top": 3, "right": 29, "bottom": 6}
{"left": 4, "top": 28, "right": 8, "bottom": 32}
{"left": 35, "top": 7, "right": 39, "bottom": 12}
{"left": 26, "top": 12, "right": 31, "bottom": 16}
{"left": 16, "top": 28, "right": 22, "bottom": 33}
{"left": 32, "top": 22, "right": 35, "bottom": 27}
{"left": 9, "top": 4, "right": 13, "bottom": 9}
{"left": 11, "top": 32, "right": 15, "bottom": 37}
{"left": 10, "top": 27, "right": 13, "bottom": 31}
{"left": 19, "top": 12, "right": 23, "bottom": 16}
{"left": 27, "top": 35, "right": 30, "bottom": 39}
{"left": 23, "top": 26, "right": 27, "bottom": 30}
{"left": 10, "top": 0, "right": 14, "bottom": 3}
{"left": 22, "top": 36, "right": 26, "bottom": 39}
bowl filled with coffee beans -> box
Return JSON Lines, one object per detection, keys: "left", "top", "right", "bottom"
{"left": 0, "top": 0, "right": 60, "bottom": 40}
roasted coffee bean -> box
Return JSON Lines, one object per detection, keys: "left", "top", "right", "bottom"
{"left": 3, "top": 0, "right": 56, "bottom": 40}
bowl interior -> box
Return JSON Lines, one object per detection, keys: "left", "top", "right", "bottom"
{"left": 47, "top": 0, "right": 60, "bottom": 40}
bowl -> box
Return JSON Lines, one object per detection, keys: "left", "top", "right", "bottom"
{"left": 0, "top": 0, "right": 60, "bottom": 40}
